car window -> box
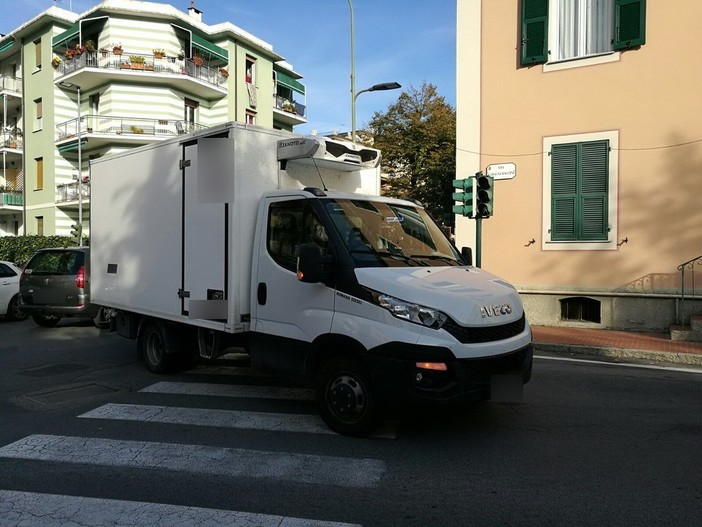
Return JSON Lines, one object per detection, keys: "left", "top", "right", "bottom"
{"left": 0, "top": 263, "right": 17, "bottom": 278}
{"left": 27, "top": 251, "right": 84, "bottom": 275}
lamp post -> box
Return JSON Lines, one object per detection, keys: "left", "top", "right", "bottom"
{"left": 345, "top": 1, "right": 401, "bottom": 142}
{"left": 60, "top": 82, "right": 83, "bottom": 245}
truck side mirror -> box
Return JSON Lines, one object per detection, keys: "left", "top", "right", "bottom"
{"left": 297, "top": 243, "right": 331, "bottom": 283}
{"left": 461, "top": 247, "right": 473, "bottom": 266}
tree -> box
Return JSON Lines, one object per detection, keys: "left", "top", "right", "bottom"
{"left": 368, "top": 82, "right": 456, "bottom": 227}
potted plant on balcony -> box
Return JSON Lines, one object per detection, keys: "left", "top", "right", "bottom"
{"left": 193, "top": 54, "right": 204, "bottom": 67}
{"left": 84, "top": 40, "right": 96, "bottom": 52}
{"left": 153, "top": 48, "right": 166, "bottom": 59}
{"left": 129, "top": 55, "right": 145, "bottom": 70}
{"left": 99, "top": 47, "right": 109, "bottom": 57}
{"left": 219, "top": 67, "right": 229, "bottom": 78}
{"left": 112, "top": 43, "right": 123, "bottom": 55}
{"left": 52, "top": 56, "right": 62, "bottom": 69}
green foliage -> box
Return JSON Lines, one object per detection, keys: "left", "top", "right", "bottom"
{"left": 369, "top": 82, "right": 456, "bottom": 227}
{"left": 0, "top": 235, "right": 87, "bottom": 267}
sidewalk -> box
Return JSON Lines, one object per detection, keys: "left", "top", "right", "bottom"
{"left": 531, "top": 325, "right": 702, "bottom": 367}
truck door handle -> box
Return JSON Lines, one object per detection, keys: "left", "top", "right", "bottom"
{"left": 257, "top": 282, "right": 267, "bottom": 305}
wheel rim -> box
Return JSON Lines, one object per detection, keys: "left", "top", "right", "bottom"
{"left": 145, "top": 330, "right": 164, "bottom": 367}
{"left": 10, "top": 298, "right": 26, "bottom": 320}
{"left": 327, "top": 373, "right": 367, "bottom": 422}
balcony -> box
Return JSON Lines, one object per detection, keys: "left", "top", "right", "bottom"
{"left": 54, "top": 50, "right": 228, "bottom": 100}
{"left": 55, "top": 116, "right": 207, "bottom": 151}
{"left": 0, "top": 131, "right": 23, "bottom": 151}
{"left": 273, "top": 95, "right": 307, "bottom": 126}
{"left": 0, "top": 75, "right": 22, "bottom": 96}
{"left": 56, "top": 181, "right": 90, "bottom": 207}
{"left": 0, "top": 190, "right": 23, "bottom": 207}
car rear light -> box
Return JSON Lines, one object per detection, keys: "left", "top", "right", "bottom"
{"left": 76, "top": 266, "right": 85, "bottom": 289}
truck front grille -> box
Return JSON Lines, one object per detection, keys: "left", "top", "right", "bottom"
{"left": 442, "top": 313, "right": 526, "bottom": 344}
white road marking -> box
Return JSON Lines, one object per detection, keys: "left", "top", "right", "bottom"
{"left": 0, "top": 490, "right": 362, "bottom": 527}
{"left": 141, "top": 381, "right": 315, "bottom": 400}
{"left": 80, "top": 403, "right": 334, "bottom": 435}
{"left": 535, "top": 354, "right": 702, "bottom": 374}
{"left": 0, "top": 435, "right": 386, "bottom": 488}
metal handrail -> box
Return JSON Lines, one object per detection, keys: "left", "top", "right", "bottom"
{"left": 55, "top": 50, "right": 227, "bottom": 89}
{"left": 56, "top": 116, "right": 206, "bottom": 142}
{"left": 677, "top": 254, "right": 702, "bottom": 325}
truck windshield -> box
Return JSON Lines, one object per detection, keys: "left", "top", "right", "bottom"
{"left": 324, "top": 199, "right": 462, "bottom": 267}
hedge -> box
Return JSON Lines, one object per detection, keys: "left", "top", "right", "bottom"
{"left": 0, "top": 235, "right": 88, "bottom": 267}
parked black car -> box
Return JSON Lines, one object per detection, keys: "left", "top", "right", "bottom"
{"left": 19, "top": 247, "right": 106, "bottom": 328}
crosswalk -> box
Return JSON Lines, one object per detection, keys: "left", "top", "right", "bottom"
{"left": 0, "top": 363, "right": 395, "bottom": 526}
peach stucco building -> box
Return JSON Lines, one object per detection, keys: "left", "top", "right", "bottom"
{"left": 456, "top": 0, "right": 702, "bottom": 332}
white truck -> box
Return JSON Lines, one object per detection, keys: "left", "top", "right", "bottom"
{"left": 90, "top": 122, "right": 532, "bottom": 436}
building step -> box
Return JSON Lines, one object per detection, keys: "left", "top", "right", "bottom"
{"left": 670, "top": 319, "right": 702, "bottom": 342}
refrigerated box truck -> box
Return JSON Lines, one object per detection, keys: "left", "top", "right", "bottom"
{"left": 90, "top": 122, "right": 532, "bottom": 436}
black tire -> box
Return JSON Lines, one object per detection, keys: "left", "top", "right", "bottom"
{"left": 6, "top": 295, "right": 28, "bottom": 321}
{"left": 92, "top": 307, "right": 109, "bottom": 329}
{"left": 32, "top": 313, "right": 61, "bottom": 328}
{"left": 315, "top": 356, "right": 382, "bottom": 437}
{"left": 138, "top": 321, "right": 171, "bottom": 374}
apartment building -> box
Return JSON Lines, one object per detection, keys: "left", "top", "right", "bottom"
{"left": 456, "top": 0, "right": 702, "bottom": 332}
{"left": 0, "top": 0, "right": 306, "bottom": 237}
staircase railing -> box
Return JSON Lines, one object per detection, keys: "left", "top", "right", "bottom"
{"left": 677, "top": 254, "right": 702, "bottom": 325}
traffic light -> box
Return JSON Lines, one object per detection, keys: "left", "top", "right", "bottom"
{"left": 452, "top": 177, "right": 475, "bottom": 218}
{"left": 475, "top": 172, "right": 494, "bottom": 218}
{"left": 70, "top": 222, "right": 82, "bottom": 243}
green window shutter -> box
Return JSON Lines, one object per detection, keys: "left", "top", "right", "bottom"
{"left": 551, "top": 141, "right": 609, "bottom": 242}
{"left": 613, "top": 0, "right": 646, "bottom": 50}
{"left": 520, "top": 0, "right": 549, "bottom": 66}
{"left": 551, "top": 144, "right": 578, "bottom": 241}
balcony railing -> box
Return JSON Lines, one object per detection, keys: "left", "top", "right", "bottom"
{"left": 0, "top": 191, "right": 22, "bottom": 206}
{"left": 0, "top": 75, "right": 22, "bottom": 95}
{"left": 273, "top": 95, "right": 307, "bottom": 120}
{"left": 56, "top": 116, "right": 206, "bottom": 142}
{"left": 55, "top": 51, "right": 227, "bottom": 89}
{"left": 0, "top": 132, "right": 23, "bottom": 149}
{"left": 56, "top": 181, "right": 90, "bottom": 204}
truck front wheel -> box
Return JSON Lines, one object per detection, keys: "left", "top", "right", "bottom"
{"left": 139, "top": 321, "right": 171, "bottom": 374}
{"left": 315, "top": 357, "right": 382, "bottom": 437}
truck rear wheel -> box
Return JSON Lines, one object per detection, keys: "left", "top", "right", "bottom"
{"left": 315, "top": 357, "right": 382, "bottom": 437}
{"left": 139, "top": 321, "right": 171, "bottom": 374}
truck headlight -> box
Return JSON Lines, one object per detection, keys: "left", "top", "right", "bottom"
{"left": 367, "top": 290, "right": 447, "bottom": 329}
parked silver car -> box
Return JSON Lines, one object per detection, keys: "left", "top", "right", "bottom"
{"left": 0, "top": 261, "right": 28, "bottom": 321}
{"left": 19, "top": 247, "right": 106, "bottom": 328}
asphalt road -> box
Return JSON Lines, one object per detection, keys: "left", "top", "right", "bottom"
{"left": 0, "top": 318, "right": 701, "bottom": 526}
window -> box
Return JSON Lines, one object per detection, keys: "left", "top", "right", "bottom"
{"left": 35, "top": 158, "right": 44, "bottom": 190}
{"left": 36, "top": 216, "right": 44, "bottom": 236}
{"left": 184, "top": 98, "right": 198, "bottom": 130}
{"left": 521, "top": 0, "right": 646, "bottom": 66}
{"left": 542, "top": 131, "right": 618, "bottom": 250}
{"left": 267, "top": 200, "right": 328, "bottom": 272}
{"left": 560, "top": 297, "right": 601, "bottom": 323}
{"left": 245, "top": 56, "right": 256, "bottom": 84}
{"left": 246, "top": 110, "right": 256, "bottom": 125}
{"left": 34, "top": 38, "right": 42, "bottom": 70}
{"left": 34, "top": 98, "right": 43, "bottom": 131}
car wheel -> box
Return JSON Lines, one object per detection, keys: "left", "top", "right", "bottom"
{"left": 315, "top": 356, "right": 382, "bottom": 437}
{"left": 6, "top": 295, "right": 28, "bottom": 321}
{"left": 32, "top": 313, "right": 61, "bottom": 328}
{"left": 92, "top": 307, "right": 110, "bottom": 329}
{"left": 139, "top": 321, "right": 171, "bottom": 374}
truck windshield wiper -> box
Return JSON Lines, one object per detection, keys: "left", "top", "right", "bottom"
{"left": 409, "top": 254, "right": 461, "bottom": 264}
{"left": 349, "top": 249, "right": 423, "bottom": 265}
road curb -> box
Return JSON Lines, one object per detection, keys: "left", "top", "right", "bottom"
{"left": 534, "top": 343, "right": 702, "bottom": 368}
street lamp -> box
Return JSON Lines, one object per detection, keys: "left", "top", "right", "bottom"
{"left": 60, "top": 82, "right": 83, "bottom": 246}
{"left": 345, "top": 1, "right": 401, "bottom": 142}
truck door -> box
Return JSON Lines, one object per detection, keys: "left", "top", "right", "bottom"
{"left": 181, "top": 139, "right": 228, "bottom": 321}
{"left": 251, "top": 197, "right": 335, "bottom": 374}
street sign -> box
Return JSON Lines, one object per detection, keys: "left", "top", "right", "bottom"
{"left": 486, "top": 162, "right": 516, "bottom": 180}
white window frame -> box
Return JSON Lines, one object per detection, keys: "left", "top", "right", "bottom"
{"left": 542, "top": 130, "right": 619, "bottom": 251}
{"left": 545, "top": 0, "right": 619, "bottom": 72}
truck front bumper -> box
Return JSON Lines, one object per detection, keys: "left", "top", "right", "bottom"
{"left": 366, "top": 342, "right": 533, "bottom": 406}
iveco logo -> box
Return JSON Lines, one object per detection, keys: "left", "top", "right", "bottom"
{"left": 480, "top": 304, "right": 512, "bottom": 318}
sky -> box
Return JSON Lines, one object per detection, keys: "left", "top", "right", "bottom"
{"left": 0, "top": 0, "right": 456, "bottom": 136}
